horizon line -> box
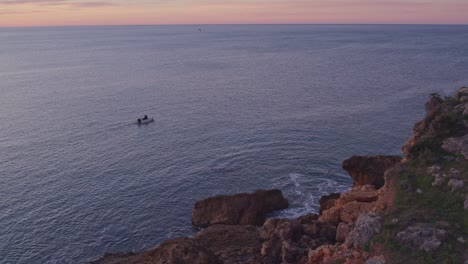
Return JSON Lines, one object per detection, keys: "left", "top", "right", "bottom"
{"left": 1, "top": 22, "right": 468, "bottom": 29}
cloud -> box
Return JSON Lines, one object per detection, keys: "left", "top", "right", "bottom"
{"left": 0, "top": 0, "right": 65, "bottom": 4}
{"left": 0, "top": 0, "right": 116, "bottom": 7}
{"left": 71, "top": 1, "right": 115, "bottom": 7}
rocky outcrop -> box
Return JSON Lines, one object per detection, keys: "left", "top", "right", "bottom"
{"left": 403, "top": 88, "right": 468, "bottom": 160}
{"left": 92, "top": 238, "right": 222, "bottom": 264}
{"left": 192, "top": 189, "right": 288, "bottom": 227}
{"left": 319, "top": 185, "right": 388, "bottom": 224}
{"left": 93, "top": 88, "right": 467, "bottom": 264}
{"left": 260, "top": 214, "right": 337, "bottom": 264}
{"left": 344, "top": 213, "right": 382, "bottom": 249}
{"left": 194, "top": 225, "right": 262, "bottom": 264}
{"left": 319, "top": 193, "right": 340, "bottom": 214}
{"left": 365, "top": 256, "right": 386, "bottom": 264}
{"left": 402, "top": 95, "right": 445, "bottom": 159}
{"left": 342, "top": 156, "right": 401, "bottom": 189}
{"left": 396, "top": 224, "right": 447, "bottom": 252}
{"left": 442, "top": 134, "right": 468, "bottom": 160}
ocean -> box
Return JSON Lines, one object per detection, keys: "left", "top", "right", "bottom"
{"left": 0, "top": 25, "right": 467, "bottom": 263}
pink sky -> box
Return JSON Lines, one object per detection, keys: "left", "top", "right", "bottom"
{"left": 0, "top": 0, "right": 467, "bottom": 27}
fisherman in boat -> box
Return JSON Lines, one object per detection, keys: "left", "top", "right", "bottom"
{"left": 137, "top": 118, "right": 141, "bottom": 124}
{"left": 143, "top": 115, "right": 148, "bottom": 120}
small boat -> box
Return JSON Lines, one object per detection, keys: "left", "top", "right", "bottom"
{"left": 137, "top": 117, "right": 154, "bottom": 125}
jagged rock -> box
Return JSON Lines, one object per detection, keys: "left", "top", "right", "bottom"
{"left": 396, "top": 224, "right": 447, "bottom": 252}
{"left": 260, "top": 214, "right": 337, "bottom": 264}
{"left": 342, "top": 155, "right": 402, "bottom": 189}
{"left": 340, "top": 201, "right": 375, "bottom": 223}
{"left": 319, "top": 205, "right": 341, "bottom": 223}
{"left": 319, "top": 193, "right": 340, "bottom": 214}
{"left": 319, "top": 185, "right": 382, "bottom": 224}
{"left": 402, "top": 98, "right": 445, "bottom": 159}
{"left": 448, "top": 179, "right": 464, "bottom": 191}
{"left": 456, "top": 87, "right": 468, "bottom": 100}
{"left": 340, "top": 186, "right": 379, "bottom": 203}
{"left": 194, "top": 225, "right": 262, "bottom": 264}
{"left": 93, "top": 238, "right": 223, "bottom": 264}
{"left": 442, "top": 135, "right": 468, "bottom": 160}
{"left": 192, "top": 189, "right": 288, "bottom": 227}
{"left": 336, "top": 222, "right": 353, "bottom": 243}
{"left": 345, "top": 213, "right": 382, "bottom": 248}
{"left": 307, "top": 245, "right": 337, "bottom": 264}
{"left": 365, "top": 255, "right": 386, "bottom": 264}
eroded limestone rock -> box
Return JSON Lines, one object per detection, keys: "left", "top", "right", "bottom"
{"left": 396, "top": 224, "right": 447, "bottom": 252}
{"left": 192, "top": 189, "right": 288, "bottom": 227}
{"left": 342, "top": 155, "right": 402, "bottom": 189}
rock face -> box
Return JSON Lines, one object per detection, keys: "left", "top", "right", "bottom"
{"left": 342, "top": 155, "right": 402, "bottom": 189}
{"left": 396, "top": 224, "right": 447, "bottom": 252}
{"left": 260, "top": 214, "right": 337, "bottom": 264}
{"left": 442, "top": 135, "right": 468, "bottom": 160}
{"left": 92, "top": 238, "right": 222, "bottom": 264}
{"left": 192, "top": 189, "right": 289, "bottom": 227}
{"left": 402, "top": 96, "right": 445, "bottom": 159}
{"left": 345, "top": 213, "right": 382, "bottom": 248}
{"left": 319, "top": 193, "right": 340, "bottom": 214}
{"left": 319, "top": 185, "right": 386, "bottom": 224}
{"left": 194, "top": 225, "right": 262, "bottom": 264}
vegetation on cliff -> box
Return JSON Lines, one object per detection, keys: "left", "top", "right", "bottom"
{"left": 93, "top": 87, "right": 467, "bottom": 264}
{"left": 370, "top": 88, "right": 468, "bottom": 264}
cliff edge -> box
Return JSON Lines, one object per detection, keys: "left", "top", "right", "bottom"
{"left": 92, "top": 87, "right": 467, "bottom": 264}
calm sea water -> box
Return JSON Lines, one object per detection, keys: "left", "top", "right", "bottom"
{"left": 1, "top": 25, "right": 467, "bottom": 263}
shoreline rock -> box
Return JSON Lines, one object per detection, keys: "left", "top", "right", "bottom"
{"left": 342, "top": 155, "right": 402, "bottom": 189}
{"left": 93, "top": 87, "right": 467, "bottom": 264}
{"left": 192, "top": 189, "right": 289, "bottom": 227}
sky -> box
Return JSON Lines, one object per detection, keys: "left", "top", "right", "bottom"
{"left": 0, "top": 0, "right": 468, "bottom": 27}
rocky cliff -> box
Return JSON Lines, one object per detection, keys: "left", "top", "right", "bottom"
{"left": 93, "top": 87, "right": 467, "bottom": 264}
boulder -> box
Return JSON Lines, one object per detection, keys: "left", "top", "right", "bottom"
{"left": 365, "top": 255, "right": 386, "bottom": 264}
{"left": 442, "top": 135, "right": 468, "bottom": 160}
{"left": 345, "top": 213, "right": 382, "bottom": 249}
{"left": 260, "top": 214, "right": 337, "bottom": 264}
{"left": 336, "top": 222, "right": 353, "bottom": 243}
{"left": 448, "top": 179, "right": 464, "bottom": 191}
{"left": 396, "top": 223, "right": 447, "bottom": 252}
{"left": 92, "top": 238, "right": 223, "bottom": 264}
{"left": 340, "top": 200, "right": 375, "bottom": 224}
{"left": 319, "top": 193, "right": 340, "bottom": 214}
{"left": 342, "top": 155, "right": 402, "bottom": 189}
{"left": 194, "top": 225, "right": 262, "bottom": 264}
{"left": 456, "top": 87, "right": 468, "bottom": 100}
{"left": 192, "top": 189, "right": 288, "bottom": 227}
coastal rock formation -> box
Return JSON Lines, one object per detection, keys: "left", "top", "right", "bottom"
{"left": 194, "top": 225, "right": 262, "bottom": 264}
{"left": 342, "top": 156, "right": 401, "bottom": 189}
{"left": 344, "top": 213, "right": 382, "bottom": 248}
{"left": 319, "top": 193, "right": 340, "bottom": 214}
{"left": 93, "top": 87, "right": 467, "bottom": 264}
{"left": 442, "top": 135, "right": 468, "bottom": 160}
{"left": 319, "top": 185, "right": 387, "bottom": 224}
{"left": 192, "top": 189, "right": 289, "bottom": 227}
{"left": 395, "top": 224, "right": 447, "bottom": 252}
{"left": 260, "top": 214, "right": 337, "bottom": 264}
{"left": 402, "top": 96, "right": 445, "bottom": 159}
{"left": 92, "top": 238, "right": 222, "bottom": 264}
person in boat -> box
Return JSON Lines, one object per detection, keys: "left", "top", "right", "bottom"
{"left": 137, "top": 118, "right": 141, "bottom": 124}
{"left": 143, "top": 115, "right": 148, "bottom": 120}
